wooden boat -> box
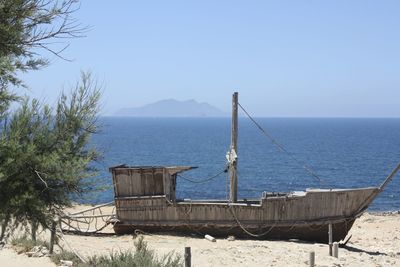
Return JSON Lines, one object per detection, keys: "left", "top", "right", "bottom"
{"left": 110, "top": 93, "right": 400, "bottom": 242}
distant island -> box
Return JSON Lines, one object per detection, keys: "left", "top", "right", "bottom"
{"left": 114, "top": 99, "right": 227, "bottom": 117}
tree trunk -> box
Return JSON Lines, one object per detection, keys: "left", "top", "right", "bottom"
{"left": 49, "top": 219, "right": 57, "bottom": 254}
{"left": 0, "top": 213, "right": 11, "bottom": 241}
{"left": 31, "top": 220, "right": 38, "bottom": 242}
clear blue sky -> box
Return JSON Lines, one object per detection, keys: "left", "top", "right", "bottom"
{"left": 22, "top": 1, "right": 400, "bottom": 117}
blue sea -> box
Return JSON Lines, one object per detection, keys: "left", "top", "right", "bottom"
{"left": 83, "top": 117, "right": 400, "bottom": 211}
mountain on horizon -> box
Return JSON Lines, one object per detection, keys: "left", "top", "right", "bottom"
{"left": 114, "top": 99, "right": 227, "bottom": 117}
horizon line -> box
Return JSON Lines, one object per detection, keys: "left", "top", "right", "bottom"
{"left": 100, "top": 115, "right": 400, "bottom": 119}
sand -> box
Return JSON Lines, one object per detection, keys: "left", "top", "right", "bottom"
{"left": 0, "top": 247, "right": 54, "bottom": 267}
{"left": 1, "top": 206, "right": 400, "bottom": 266}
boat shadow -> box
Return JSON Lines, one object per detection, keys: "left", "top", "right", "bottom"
{"left": 341, "top": 244, "right": 388, "bottom": 256}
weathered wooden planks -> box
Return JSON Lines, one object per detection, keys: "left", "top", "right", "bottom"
{"left": 110, "top": 165, "right": 379, "bottom": 242}
{"left": 114, "top": 188, "right": 378, "bottom": 223}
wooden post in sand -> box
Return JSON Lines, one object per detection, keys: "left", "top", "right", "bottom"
{"left": 333, "top": 242, "right": 339, "bottom": 258}
{"left": 328, "top": 223, "right": 333, "bottom": 256}
{"left": 309, "top": 251, "right": 315, "bottom": 267}
{"left": 184, "top": 247, "right": 191, "bottom": 267}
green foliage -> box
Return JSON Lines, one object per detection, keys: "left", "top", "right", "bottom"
{"left": 12, "top": 235, "right": 182, "bottom": 267}
{"left": 0, "top": 72, "right": 101, "bottom": 232}
{"left": 0, "top": 0, "right": 84, "bottom": 120}
{"left": 85, "top": 236, "right": 183, "bottom": 267}
{"left": 11, "top": 235, "right": 182, "bottom": 267}
{"left": 0, "top": 90, "right": 18, "bottom": 120}
{"left": 11, "top": 234, "right": 49, "bottom": 253}
{"left": 11, "top": 234, "right": 83, "bottom": 265}
{"left": 0, "top": 0, "right": 83, "bottom": 91}
{"left": 0, "top": 0, "right": 95, "bottom": 245}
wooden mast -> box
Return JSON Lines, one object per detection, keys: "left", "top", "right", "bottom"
{"left": 230, "top": 92, "right": 238, "bottom": 203}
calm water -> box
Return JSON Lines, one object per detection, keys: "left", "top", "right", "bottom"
{"left": 83, "top": 117, "right": 400, "bottom": 211}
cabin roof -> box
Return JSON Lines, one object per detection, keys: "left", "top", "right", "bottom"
{"left": 109, "top": 164, "right": 197, "bottom": 175}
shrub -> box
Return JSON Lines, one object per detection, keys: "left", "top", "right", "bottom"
{"left": 86, "top": 236, "right": 182, "bottom": 267}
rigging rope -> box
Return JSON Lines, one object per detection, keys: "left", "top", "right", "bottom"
{"left": 60, "top": 202, "right": 116, "bottom": 235}
{"left": 59, "top": 227, "right": 88, "bottom": 263}
{"left": 177, "top": 167, "right": 228, "bottom": 184}
{"left": 228, "top": 205, "right": 277, "bottom": 237}
{"left": 238, "top": 102, "right": 325, "bottom": 184}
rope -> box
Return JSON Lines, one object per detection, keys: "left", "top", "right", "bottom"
{"left": 226, "top": 167, "right": 230, "bottom": 200}
{"left": 179, "top": 199, "right": 206, "bottom": 237}
{"left": 60, "top": 203, "right": 116, "bottom": 235}
{"left": 59, "top": 226, "right": 87, "bottom": 263}
{"left": 177, "top": 168, "right": 227, "bottom": 184}
{"left": 238, "top": 102, "right": 325, "bottom": 184}
{"left": 61, "top": 218, "right": 111, "bottom": 234}
{"left": 228, "top": 205, "right": 276, "bottom": 237}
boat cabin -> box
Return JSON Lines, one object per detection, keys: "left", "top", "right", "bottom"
{"left": 109, "top": 165, "right": 195, "bottom": 203}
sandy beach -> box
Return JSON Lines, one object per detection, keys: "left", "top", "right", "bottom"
{"left": 1, "top": 205, "right": 399, "bottom": 267}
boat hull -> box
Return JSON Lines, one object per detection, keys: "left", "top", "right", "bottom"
{"left": 113, "top": 218, "right": 355, "bottom": 242}
{"left": 112, "top": 187, "right": 379, "bottom": 243}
